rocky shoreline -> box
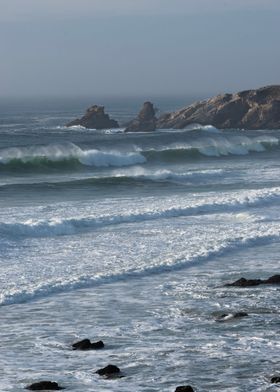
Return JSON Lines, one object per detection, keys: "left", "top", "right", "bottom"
{"left": 24, "top": 274, "right": 280, "bottom": 391}
{"left": 157, "top": 85, "right": 280, "bottom": 130}
{"left": 66, "top": 85, "right": 280, "bottom": 131}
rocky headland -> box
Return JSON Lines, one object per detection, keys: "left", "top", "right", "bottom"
{"left": 157, "top": 85, "right": 280, "bottom": 130}
{"left": 125, "top": 101, "right": 157, "bottom": 132}
{"left": 66, "top": 105, "right": 119, "bottom": 129}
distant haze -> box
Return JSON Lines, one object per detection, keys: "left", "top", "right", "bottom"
{"left": 0, "top": 0, "right": 279, "bottom": 98}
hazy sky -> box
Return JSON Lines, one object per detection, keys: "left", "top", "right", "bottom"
{"left": 0, "top": 0, "right": 279, "bottom": 97}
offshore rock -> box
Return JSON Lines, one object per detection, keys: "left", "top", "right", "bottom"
{"left": 125, "top": 101, "right": 157, "bottom": 132}
{"left": 175, "top": 386, "right": 195, "bottom": 392}
{"left": 271, "top": 376, "right": 280, "bottom": 383}
{"left": 225, "top": 277, "right": 263, "bottom": 287}
{"left": 96, "top": 364, "right": 121, "bottom": 377}
{"left": 26, "top": 381, "right": 64, "bottom": 390}
{"left": 216, "top": 312, "right": 248, "bottom": 322}
{"left": 72, "top": 338, "right": 104, "bottom": 350}
{"left": 225, "top": 274, "right": 280, "bottom": 287}
{"left": 157, "top": 85, "right": 280, "bottom": 130}
{"left": 66, "top": 105, "right": 119, "bottom": 129}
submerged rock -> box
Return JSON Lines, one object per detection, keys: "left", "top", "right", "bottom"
{"left": 225, "top": 278, "right": 262, "bottom": 287}
{"left": 271, "top": 376, "right": 280, "bottom": 383}
{"left": 157, "top": 85, "right": 280, "bottom": 130}
{"left": 96, "top": 364, "right": 121, "bottom": 377}
{"left": 26, "top": 381, "right": 64, "bottom": 390}
{"left": 216, "top": 312, "right": 248, "bottom": 321}
{"left": 125, "top": 101, "right": 157, "bottom": 132}
{"left": 225, "top": 274, "right": 280, "bottom": 287}
{"left": 175, "top": 386, "right": 195, "bottom": 392}
{"left": 66, "top": 105, "right": 119, "bottom": 129}
{"left": 72, "top": 338, "right": 104, "bottom": 350}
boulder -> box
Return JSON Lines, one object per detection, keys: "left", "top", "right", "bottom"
{"left": 66, "top": 105, "right": 119, "bottom": 129}
{"left": 175, "top": 386, "right": 195, "bottom": 392}
{"left": 157, "top": 85, "right": 280, "bottom": 130}
{"left": 96, "top": 364, "right": 121, "bottom": 377}
{"left": 271, "top": 376, "right": 280, "bottom": 383}
{"left": 72, "top": 338, "right": 104, "bottom": 350}
{"left": 26, "top": 381, "right": 64, "bottom": 390}
{"left": 265, "top": 274, "right": 280, "bottom": 284}
{"left": 125, "top": 102, "right": 157, "bottom": 132}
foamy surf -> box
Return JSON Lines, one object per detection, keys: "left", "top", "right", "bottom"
{"left": 1, "top": 187, "right": 280, "bottom": 238}
{"left": 1, "top": 225, "right": 279, "bottom": 307}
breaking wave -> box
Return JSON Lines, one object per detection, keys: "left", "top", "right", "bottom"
{"left": 0, "top": 143, "right": 146, "bottom": 170}
{"left": 1, "top": 226, "right": 279, "bottom": 306}
{"left": 1, "top": 187, "right": 280, "bottom": 239}
{"left": 0, "top": 135, "right": 278, "bottom": 172}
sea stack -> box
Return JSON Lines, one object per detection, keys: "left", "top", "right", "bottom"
{"left": 125, "top": 101, "right": 157, "bottom": 132}
{"left": 157, "top": 85, "right": 280, "bottom": 130}
{"left": 66, "top": 105, "right": 119, "bottom": 129}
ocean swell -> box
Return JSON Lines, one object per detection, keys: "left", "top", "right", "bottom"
{"left": 0, "top": 135, "right": 278, "bottom": 172}
{"left": 0, "top": 143, "right": 146, "bottom": 170}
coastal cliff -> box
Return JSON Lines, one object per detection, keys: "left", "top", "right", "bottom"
{"left": 157, "top": 85, "right": 280, "bottom": 130}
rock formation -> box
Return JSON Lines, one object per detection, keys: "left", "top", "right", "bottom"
{"left": 96, "top": 364, "right": 122, "bottom": 378}
{"left": 215, "top": 312, "right": 248, "bottom": 322}
{"left": 175, "top": 386, "right": 194, "bottom": 392}
{"left": 224, "top": 274, "right": 280, "bottom": 287}
{"left": 157, "top": 85, "right": 280, "bottom": 130}
{"left": 66, "top": 105, "right": 119, "bottom": 129}
{"left": 125, "top": 101, "right": 157, "bottom": 132}
{"left": 26, "top": 381, "right": 64, "bottom": 390}
{"left": 72, "top": 338, "right": 104, "bottom": 350}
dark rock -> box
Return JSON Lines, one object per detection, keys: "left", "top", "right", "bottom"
{"left": 96, "top": 364, "right": 120, "bottom": 376}
{"left": 225, "top": 274, "right": 280, "bottom": 287}
{"left": 225, "top": 277, "right": 263, "bottom": 287}
{"left": 175, "top": 386, "right": 195, "bottom": 392}
{"left": 271, "top": 376, "right": 280, "bottom": 383}
{"left": 90, "top": 340, "right": 105, "bottom": 349}
{"left": 264, "top": 274, "right": 280, "bottom": 284}
{"left": 157, "top": 85, "right": 280, "bottom": 130}
{"left": 66, "top": 105, "right": 119, "bottom": 129}
{"left": 216, "top": 312, "right": 248, "bottom": 321}
{"left": 125, "top": 101, "right": 157, "bottom": 132}
{"left": 233, "top": 312, "right": 249, "bottom": 318}
{"left": 72, "top": 338, "right": 104, "bottom": 350}
{"left": 26, "top": 381, "right": 64, "bottom": 390}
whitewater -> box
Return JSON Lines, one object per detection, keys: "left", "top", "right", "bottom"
{"left": 0, "top": 98, "right": 280, "bottom": 392}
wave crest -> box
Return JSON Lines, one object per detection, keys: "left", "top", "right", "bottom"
{"left": 0, "top": 143, "right": 146, "bottom": 169}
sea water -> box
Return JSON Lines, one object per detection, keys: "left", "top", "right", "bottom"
{"left": 0, "top": 98, "right": 279, "bottom": 391}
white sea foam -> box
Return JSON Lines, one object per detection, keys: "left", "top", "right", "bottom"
{"left": 1, "top": 225, "right": 279, "bottom": 306}
{"left": 140, "top": 135, "right": 278, "bottom": 157}
{"left": 184, "top": 124, "right": 221, "bottom": 133}
{"left": 1, "top": 187, "right": 280, "bottom": 238}
{"left": 114, "top": 167, "right": 224, "bottom": 182}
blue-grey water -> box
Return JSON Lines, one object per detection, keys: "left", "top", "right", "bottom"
{"left": 0, "top": 98, "right": 280, "bottom": 391}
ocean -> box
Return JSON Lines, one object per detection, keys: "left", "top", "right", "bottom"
{"left": 0, "top": 97, "right": 279, "bottom": 391}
